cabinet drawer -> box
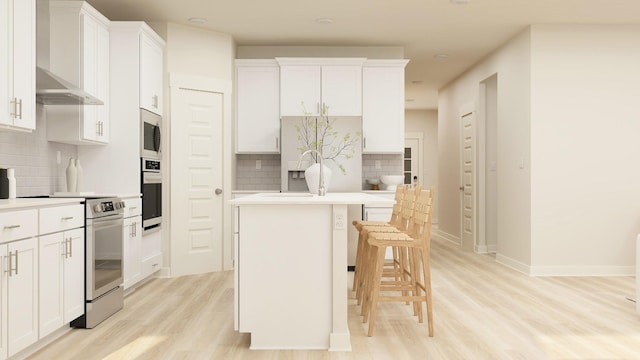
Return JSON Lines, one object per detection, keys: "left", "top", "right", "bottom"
{"left": 123, "top": 197, "right": 142, "bottom": 218}
{"left": 0, "top": 209, "right": 38, "bottom": 242}
{"left": 142, "top": 253, "right": 162, "bottom": 278}
{"left": 39, "top": 204, "right": 84, "bottom": 234}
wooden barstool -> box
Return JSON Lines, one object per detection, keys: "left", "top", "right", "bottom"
{"left": 362, "top": 187, "right": 434, "bottom": 337}
{"left": 354, "top": 186, "right": 421, "bottom": 306}
{"left": 351, "top": 185, "right": 407, "bottom": 296}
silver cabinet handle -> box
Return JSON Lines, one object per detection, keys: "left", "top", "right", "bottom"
{"left": 13, "top": 250, "right": 18, "bottom": 275}
{"left": 4, "top": 224, "right": 20, "bottom": 229}
{"left": 17, "top": 98, "right": 22, "bottom": 119}
{"left": 316, "top": 102, "right": 320, "bottom": 114}
{"left": 97, "top": 121, "right": 101, "bottom": 136}
{"left": 10, "top": 98, "right": 17, "bottom": 118}
{"left": 4, "top": 252, "right": 12, "bottom": 275}
{"left": 363, "top": 137, "right": 367, "bottom": 149}
{"left": 276, "top": 137, "right": 279, "bottom": 150}
{"left": 62, "top": 216, "right": 74, "bottom": 220}
{"left": 68, "top": 236, "right": 75, "bottom": 258}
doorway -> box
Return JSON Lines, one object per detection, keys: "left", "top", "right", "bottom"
{"left": 169, "top": 74, "right": 231, "bottom": 276}
{"left": 459, "top": 104, "right": 475, "bottom": 251}
{"left": 404, "top": 133, "right": 423, "bottom": 187}
{"left": 478, "top": 74, "right": 498, "bottom": 253}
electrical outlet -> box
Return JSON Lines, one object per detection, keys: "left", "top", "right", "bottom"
{"left": 256, "top": 160, "right": 261, "bottom": 170}
{"left": 334, "top": 212, "right": 346, "bottom": 230}
{"left": 375, "top": 160, "right": 382, "bottom": 170}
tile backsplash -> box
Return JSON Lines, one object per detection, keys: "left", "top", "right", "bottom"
{"left": 236, "top": 154, "right": 282, "bottom": 191}
{"left": 0, "top": 105, "right": 77, "bottom": 196}
{"left": 362, "top": 154, "right": 404, "bottom": 190}
{"left": 235, "top": 153, "right": 403, "bottom": 191}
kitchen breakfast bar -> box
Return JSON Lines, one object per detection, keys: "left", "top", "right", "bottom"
{"left": 229, "top": 192, "right": 394, "bottom": 351}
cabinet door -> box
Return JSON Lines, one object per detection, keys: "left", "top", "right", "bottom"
{"left": 80, "top": 13, "right": 109, "bottom": 143}
{"left": 38, "top": 233, "right": 64, "bottom": 338}
{"left": 64, "top": 228, "right": 85, "bottom": 322}
{"left": 123, "top": 216, "right": 142, "bottom": 289}
{"left": 236, "top": 64, "right": 280, "bottom": 153}
{"left": 0, "top": 245, "right": 7, "bottom": 360}
{"left": 95, "top": 23, "right": 110, "bottom": 142}
{"left": 280, "top": 66, "right": 321, "bottom": 116}
{"left": 1, "top": 0, "right": 35, "bottom": 131}
{"left": 140, "top": 33, "right": 163, "bottom": 115}
{"left": 321, "top": 65, "right": 362, "bottom": 116}
{"left": 0, "top": 1, "right": 10, "bottom": 129}
{"left": 362, "top": 65, "right": 406, "bottom": 153}
{"left": 7, "top": 238, "right": 38, "bottom": 356}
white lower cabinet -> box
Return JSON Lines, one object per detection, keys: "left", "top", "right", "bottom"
{"left": 123, "top": 197, "right": 143, "bottom": 289}
{"left": 123, "top": 215, "right": 142, "bottom": 289}
{"left": 0, "top": 208, "right": 38, "bottom": 359}
{"left": 5, "top": 238, "right": 39, "bottom": 358}
{"left": 39, "top": 227, "right": 84, "bottom": 338}
{"left": 38, "top": 204, "right": 85, "bottom": 338}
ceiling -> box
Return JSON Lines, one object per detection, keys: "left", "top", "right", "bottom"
{"left": 84, "top": 0, "right": 640, "bottom": 110}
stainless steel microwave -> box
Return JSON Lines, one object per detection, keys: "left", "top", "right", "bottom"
{"left": 140, "top": 109, "right": 161, "bottom": 159}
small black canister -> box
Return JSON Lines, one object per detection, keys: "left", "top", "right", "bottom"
{"left": 0, "top": 168, "right": 9, "bottom": 199}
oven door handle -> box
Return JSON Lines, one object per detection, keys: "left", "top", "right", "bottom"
{"left": 91, "top": 217, "right": 124, "bottom": 229}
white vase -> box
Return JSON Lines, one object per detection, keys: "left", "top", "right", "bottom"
{"left": 305, "top": 163, "right": 332, "bottom": 195}
{"left": 66, "top": 158, "right": 77, "bottom": 193}
{"left": 75, "top": 158, "right": 83, "bottom": 192}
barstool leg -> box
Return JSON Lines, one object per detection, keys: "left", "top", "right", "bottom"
{"left": 367, "top": 246, "right": 387, "bottom": 337}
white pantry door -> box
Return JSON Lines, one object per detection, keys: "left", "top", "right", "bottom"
{"left": 170, "top": 77, "right": 224, "bottom": 276}
{"left": 460, "top": 105, "right": 476, "bottom": 251}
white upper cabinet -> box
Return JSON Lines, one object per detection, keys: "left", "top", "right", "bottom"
{"left": 362, "top": 60, "right": 409, "bottom": 154}
{"left": 277, "top": 58, "right": 364, "bottom": 117}
{"left": 235, "top": 60, "right": 280, "bottom": 153}
{"left": 47, "top": 1, "right": 110, "bottom": 144}
{"left": 0, "top": 0, "right": 36, "bottom": 131}
{"left": 140, "top": 33, "right": 163, "bottom": 116}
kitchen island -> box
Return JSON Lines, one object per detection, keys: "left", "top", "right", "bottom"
{"left": 229, "top": 192, "right": 394, "bottom": 351}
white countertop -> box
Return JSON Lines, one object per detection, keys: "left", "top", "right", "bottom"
{"left": 229, "top": 192, "right": 394, "bottom": 206}
{"left": 0, "top": 198, "right": 85, "bottom": 211}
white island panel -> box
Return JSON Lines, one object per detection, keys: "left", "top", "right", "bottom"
{"left": 231, "top": 192, "right": 393, "bottom": 351}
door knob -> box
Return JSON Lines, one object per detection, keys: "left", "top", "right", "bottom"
{"left": 215, "top": 188, "right": 223, "bottom": 195}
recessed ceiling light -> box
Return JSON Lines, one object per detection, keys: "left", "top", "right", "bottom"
{"left": 405, "top": 99, "right": 415, "bottom": 102}
{"left": 315, "top": 18, "right": 334, "bottom": 24}
{"left": 188, "top": 17, "right": 207, "bottom": 24}
{"left": 411, "top": 80, "right": 424, "bottom": 84}
{"left": 434, "top": 54, "right": 449, "bottom": 60}
{"left": 450, "top": 0, "right": 471, "bottom": 4}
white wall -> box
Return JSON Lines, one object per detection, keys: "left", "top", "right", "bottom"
{"left": 438, "top": 29, "right": 532, "bottom": 269}
{"left": 405, "top": 109, "right": 439, "bottom": 222}
{"left": 529, "top": 25, "right": 640, "bottom": 275}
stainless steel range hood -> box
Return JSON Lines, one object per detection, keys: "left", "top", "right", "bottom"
{"left": 35, "top": 0, "right": 103, "bottom": 105}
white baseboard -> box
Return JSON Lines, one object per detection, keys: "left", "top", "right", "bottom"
{"left": 496, "top": 253, "right": 635, "bottom": 277}
{"left": 432, "top": 228, "right": 461, "bottom": 246}
{"left": 529, "top": 265, "right": 635, "bottom": 277}
{"left": 495, "top": 253, "right": 531, "bottom": 275}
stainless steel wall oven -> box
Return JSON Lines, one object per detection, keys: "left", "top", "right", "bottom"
{"left": 141, "top": 157, "right": 162, "bottom": 233}
{"left": 71, "top": 197, "right": 125, "bottom": 329}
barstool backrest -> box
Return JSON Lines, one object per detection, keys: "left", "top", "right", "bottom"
{"left": 407, "top": 187, "right": 434, "bottom": 240}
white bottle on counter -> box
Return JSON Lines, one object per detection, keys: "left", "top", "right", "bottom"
{"left": 66, "top": 158, "right": 77, "bottom": 192}
{"left": 75, "top": 158, "right": 83, "bottom": 193}
{"left": 7, "top": 168, "right": 16, "bottom": 199}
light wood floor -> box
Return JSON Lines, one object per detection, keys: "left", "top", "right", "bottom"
{"left": 30, "top": 237, "right": 640, "bottom": 360}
